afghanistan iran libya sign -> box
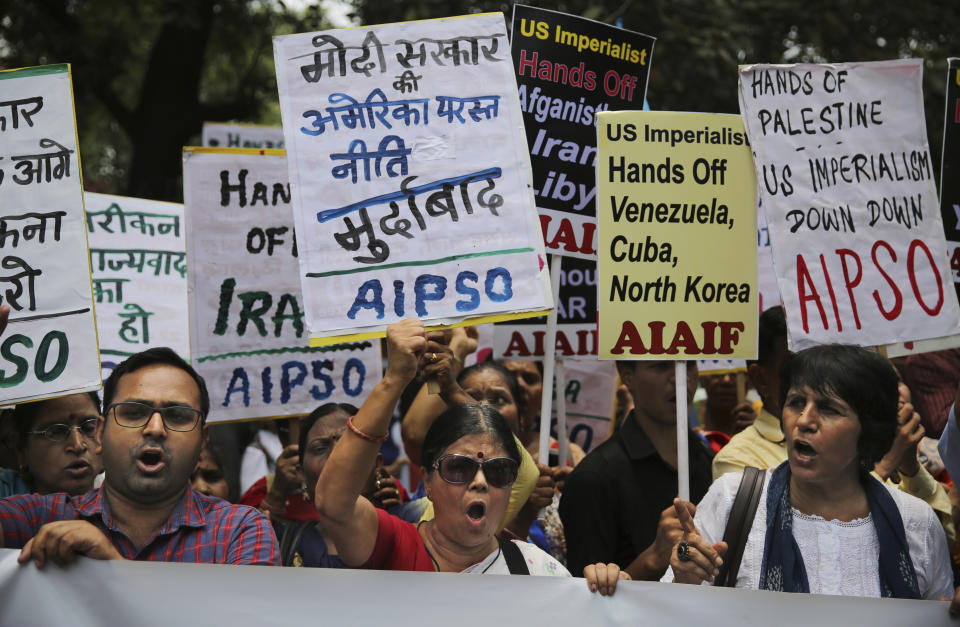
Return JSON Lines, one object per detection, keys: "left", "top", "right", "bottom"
{"left": 511, "top": 5, "right": 654, "bottom": 260}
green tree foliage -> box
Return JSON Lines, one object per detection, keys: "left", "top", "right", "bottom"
{"left": 0, "top": 0, "right": 331, "bottom": 200}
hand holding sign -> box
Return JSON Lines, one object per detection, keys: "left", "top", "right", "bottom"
{"left": 384, "top": 318, "right": 426, "bottom": 388}
{"left": 669, "top": 498, "right": 726, "bottom": 585}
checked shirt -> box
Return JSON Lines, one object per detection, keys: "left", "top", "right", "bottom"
{"left": 0, "top": 484, "right": 279, "bottom": 565}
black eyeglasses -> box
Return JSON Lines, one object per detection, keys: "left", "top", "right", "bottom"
{"left": 432, "top": 454, "right": 519, "bottom": 489}
{"left": 107, "top": 401, "right": 203, "bottom": 432}
{"left": 28, "top": 418, "right": 99, "bottom": 442}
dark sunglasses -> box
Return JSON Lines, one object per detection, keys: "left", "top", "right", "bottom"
{"left": 432, "top": 453, "right": 519, "bottom": 489}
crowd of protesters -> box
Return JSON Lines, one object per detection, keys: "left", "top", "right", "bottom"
{"left": 3, "top": 305, "right": 960, "bottom": 613}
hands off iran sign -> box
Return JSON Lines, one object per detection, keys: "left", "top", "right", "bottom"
{"left": 0, "top": 65, "right": 100, "bottom": 402}
{"left": 738, "top": 59, "right": 960, "bottom": 349}
{"left": 273, "top": 14, "right": 552, "bottom": 344}
{"left": 183, "top": 148, "right": 381, "bottom": 422}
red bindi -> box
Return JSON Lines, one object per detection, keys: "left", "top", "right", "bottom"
{"left": 477, "top": 451, "right": 484, "bottom": 459}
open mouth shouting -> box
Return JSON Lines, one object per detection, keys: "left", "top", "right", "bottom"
{"left": 792, "top": 440, "right": 817, "bottom": 464}
{"left": 466, "top": 501, "right": 487, "bottom": 527}
{"left": 136, "top": 447, "right": 168, "bottom": 475}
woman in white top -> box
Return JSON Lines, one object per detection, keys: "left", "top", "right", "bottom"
{"left": 664, "top": 343, "right": 952, "bottom": 600}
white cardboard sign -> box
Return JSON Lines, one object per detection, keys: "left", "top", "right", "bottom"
{"left": 0, "top": 64, "right": 100, "bottom": 402}
{"left": 201, "top": 122, "right": 285, "bottom": 149}
{"left": 183, "top": 148, "right": 382, "bottom": 422}
{"left": 739, "top": 60, "right": 960, "bottom": 350}
{"left": 85, "top": 193, "right": 189, "bottom": 379}
{"left": 273, "top": 14, "right": 552, "bottom": 343}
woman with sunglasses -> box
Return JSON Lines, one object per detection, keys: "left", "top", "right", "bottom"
{"left": 315, "top": 320, "right": 627, "bottom": 592}
{"left": 0, "top": 392, "right": 103, "bottom": 498}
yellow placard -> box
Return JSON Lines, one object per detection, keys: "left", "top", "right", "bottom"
{"left": 597, "top": 111, "right": 758, "bottom": 359}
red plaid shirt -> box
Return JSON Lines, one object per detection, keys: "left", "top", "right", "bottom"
{"left": 0, "top": 485, "right": 279, "bottom": 565}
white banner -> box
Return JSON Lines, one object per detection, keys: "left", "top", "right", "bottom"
{"left": 183, "top": 148, "right": 382, "bottom": 422}
{"left": 0, "top": 64, "right": 100, "bottom": 403}
{"left": 273, "top": 14, "right": 552, "bottom": 343}
{"left": 201, "top": 122, "right": 285, "bottom": 149}
{"left": 0, "top": 549, "right": 951, "bottom": 626}
{"left": 739, "top": 59, "right": 960, "bottom": 350}
{"left": 85, "top": 193, "right": 188, "bottom": 380}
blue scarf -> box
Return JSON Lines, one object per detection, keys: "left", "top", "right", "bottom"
{"left": 758, "top": 461, "right": 920, "bottom": 598}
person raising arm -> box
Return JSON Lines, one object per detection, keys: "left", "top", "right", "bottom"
{"left": 315, "top": 319, "right": 627, "bottom": 593}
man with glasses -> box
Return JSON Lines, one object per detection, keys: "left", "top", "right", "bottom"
{"left": 1, "top": 392, "right": 103, "bottom": 498}
{"left": 0, "top": 347, "right": 279, "bottom": 566}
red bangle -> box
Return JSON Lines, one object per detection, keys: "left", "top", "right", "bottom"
{"left": 346, "top": 415, "right": 389, "bottom": 443}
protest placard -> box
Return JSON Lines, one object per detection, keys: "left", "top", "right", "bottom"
{"left": 697, "top": 204, "right": 781, "bottom": 371}
{"left": 548, "top": 358, "right": 616, "bottom": 454}
{"left": 597, "top": 111, "right": 758, "bottom": 360}
{"left": 885, "top": 59, "right": 960, "bottom": 358}
{"left": 511, "top": 5, "right": 654, "bottom": 260}
{"left": 85, "top": 193, "right": 188, "bottom": 379}
{"left": 756, "top": 198, "right": 782, "bottom": 315}
{"left": 0, "top": 64, "right": 100, "bottom": 403}
{"left": 202, "top": 122, "right": 285, "bottom": 149}
{"left": 739, "top": 59, "right": 960, "bottom": 350}
{"left": 183, "top": 147, "right": 382, "bottom": 423}
{"left": 273, "top": 14, "right": 552, "bottom": 345}
{"left": 494, "top": 255, "right": 596, "bottom": 359}
{"left": 697, "top": 359, "right": 747, "bottom": 375}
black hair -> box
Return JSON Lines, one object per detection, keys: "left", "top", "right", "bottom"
{"left": 102, "top": 347, "right": 209, "bottom": 418}
{"left": 754, "top": 306, "right": 787, "bottom": 367}
{"left": 421, "top": 403, "right": 522, "bottom": 471}
{"left": 779, "top": 344, "right": 897, "bottom": 469}
{"left": 200, "top": 442, "right": 225, "bottom": 472}
{"left": 457, "top": 361, "right": 526, "bottom": 426}
{"left": 14, "top": 391, "right": 101, "bottom": 449}
{"left": 299, "top": 402, "right": 359, "bottom": 464}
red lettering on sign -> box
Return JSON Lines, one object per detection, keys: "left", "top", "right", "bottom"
{"left": 871, "top": 240, "right": 902, "bottom": 321}
{"left": 796, "top": 254, "right": 829, "bottom": 333}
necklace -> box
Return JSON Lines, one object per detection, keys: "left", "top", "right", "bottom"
{"left": 417, "top": 520, "right": 440, "bottom": 571}
{"left": 418, "top": 521, "right": 500, "bottom": 573}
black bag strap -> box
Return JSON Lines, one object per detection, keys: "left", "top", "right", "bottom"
{"left": 497, "top": 536, "right": 530, "bottom": 575}
{"left": 279, "top": 520, "right": 311, "bottom": 567}
{"left": 713, "top": 466, "right": 766, "bottom": 587}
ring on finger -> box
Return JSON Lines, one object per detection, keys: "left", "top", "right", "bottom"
{"left": 430, "top": 352, "right": 437, "bottom": 363}
{"left": 677, "top": 540, "right": 692, "bottom": 563}
{"left": 376, "top": 478, "right": 382, "bottom": 491}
